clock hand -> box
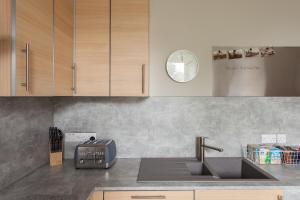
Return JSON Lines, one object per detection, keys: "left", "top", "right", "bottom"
{"left": 186, "top": 61, "right": 193, "bottom": 66}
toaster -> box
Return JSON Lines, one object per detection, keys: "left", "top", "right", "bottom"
{"left": 74, "top": 138, "right": 117, "bottom": 169}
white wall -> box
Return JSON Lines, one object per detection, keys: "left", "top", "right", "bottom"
{"left": 150, "top": 0, "right": 300, "bottom": 96}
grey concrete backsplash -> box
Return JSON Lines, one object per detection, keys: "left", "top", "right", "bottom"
{"left": 0, "top": 98, "right": 53, "bottom": 190}
{"left": 53, "top": 97, "right": 300, "bottom": 158}
{"left": 0, "top": 97, "right": 299, "bottom": 190}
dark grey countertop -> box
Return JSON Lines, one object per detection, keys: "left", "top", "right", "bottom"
{"left": 1, "top": 159, "right": 300, "bottom": 200}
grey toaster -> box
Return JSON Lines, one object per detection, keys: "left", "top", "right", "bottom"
{"left": 74, "top": 138, "right": 117, "bottom": 169}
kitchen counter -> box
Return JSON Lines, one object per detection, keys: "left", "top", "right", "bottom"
{"left": 1, "top": 159, "right": 300, "bottom": 200}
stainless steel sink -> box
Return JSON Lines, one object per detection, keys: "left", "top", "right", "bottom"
{"left": 137, "top": 157, "right": 277, "bottom": 182}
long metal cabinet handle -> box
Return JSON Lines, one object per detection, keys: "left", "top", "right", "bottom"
{"left": 72, "top": 63, "right": 77, "bottom": 94}
{"left": 142, "top": 64, "right": 145, "bottom": 94}
{"left": 131, "top": 195, "right": 166, "bottom": 199}
{"left": 21, "top": 43, "right": 29, "bottom": 91}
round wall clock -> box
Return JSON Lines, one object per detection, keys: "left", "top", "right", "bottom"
{"left": 166, "top": 50, "right": 199, "bottom": 83}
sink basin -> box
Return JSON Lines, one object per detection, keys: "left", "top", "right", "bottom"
{"left": 185, "top": 161, "right": 213, "bottom": 176}
{"left": 137, "top": 157, "right": 277, "bottom": 182}
{"left": 137, "top": 158, "right": 216, "bottom": 182}
{"left": 205, "top": 157, "right": 277, "bottom": 180}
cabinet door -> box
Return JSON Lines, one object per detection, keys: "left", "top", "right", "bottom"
{"left": 16, "top": 0, "right": 54, "bottom": 96}
{"left": 75, "top": 0, "right": 110, "bottom": 96}
{"left": 88, "top": 191, "right": 103, "bottom": 200}
{"left": 0, "top": 0, "right": 12, "bottom": 96}
{"left": 104, "top": 191, "right": 193, "bottom": 200}
{"left": 111, "top": 0, "right": 149, "bottom": 97}
{"left": 195, "top": 190, "right": 283, "bottom": 200}
{"left": 54, "top": 0, "right": 74, "bottom": 96}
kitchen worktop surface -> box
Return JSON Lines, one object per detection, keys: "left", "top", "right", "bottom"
{"left": 1, "top": 159, "right": 300, "bottom": 200}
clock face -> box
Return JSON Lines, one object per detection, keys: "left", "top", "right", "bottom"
{"left": 166, "top": 50, "right": 199, "bottom": 83}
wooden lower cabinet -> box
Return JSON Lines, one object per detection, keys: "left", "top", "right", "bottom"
{"left": 195, "top": 190, "right": 283, "bottom": 200}
{"left": 104, "top": 191, "right": 193, "bottom": 200}
{"left": 88, "top": 191, "right": 104, "bottom": 200}
{"left": 89, "top": 190, "right": 284, "bottom": 200}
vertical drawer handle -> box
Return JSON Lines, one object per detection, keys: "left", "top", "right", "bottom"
{"left": 72, "top": 63, "right": 77, "bottom": 94}
{"left": 21, "top": 43, "right": 30, "bottom": 91}
{"left": 142, "top": 64, "right": 145, "bottom": 94}
{"left": 131, "top": 195, "right": 166, "bottom": 199}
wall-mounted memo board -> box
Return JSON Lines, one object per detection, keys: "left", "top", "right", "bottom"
{"left": 212, "top": 47, "right": 300, "bottom": 97}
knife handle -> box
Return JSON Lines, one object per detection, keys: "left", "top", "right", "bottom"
{"left": 49, "top": 127, "right": 53, "bottom": 153}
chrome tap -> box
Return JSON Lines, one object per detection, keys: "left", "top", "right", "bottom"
{"left": 196, "top": 137, "right": 224, "bottom": 162}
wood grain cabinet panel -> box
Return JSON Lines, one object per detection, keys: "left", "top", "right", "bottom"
{"left": 16, "top": 0, "right": 54, "bottom": 96}
{"left": 195, "top": 190, "right": 283, "bottom": 200}
{"left": 88, "top": 191, "right": 103, "bottom": 200}
{"left": 1, "top": 0, "right": 150, "bottom": 97}
{"left": 0, "top": 0, "right": 12, "bottom": 96}
{"left": 104, "top": 191, "right": 193, "bottom": 200}
{"left": 75, "top": 0, "right": 110, "bottom": 96}
{"left": 54, "top": 0, "right": 74, "bottom": 96}
{"left": 111, "top": 0, "right": 149, "bottom": 97}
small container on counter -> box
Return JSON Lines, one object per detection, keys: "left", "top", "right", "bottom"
{"left": 270, "top": 147, "right": 282, "bottom": 165}
{"left": 279, "top": 146, "right": 300, "bottom": 165}
{"left": 49, "top": 127, "right": 64, "bottom": 167}
{"left": 247, "top": 144, "right": 281, "bottom": 165}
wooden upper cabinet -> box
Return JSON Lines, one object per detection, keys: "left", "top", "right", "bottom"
{"left": 75, "top": 0, "right": 110, "bottom": 96}
{"left": 16, "top": 0, "right": 54, "bottom": 96}
{"left": 195, "top": 190, "right": 283, "bottom": 200}
{"left": 54, "top": 0, "right": 74, "bottom": 96}
{"left": 111, "top": 0, "right": 149, "bottom": 97}
{"left": 1, "top": 0, "right": 150, "bottom": 97}
{"left": 0, "top": 0, "right": 12, "bottom": 96}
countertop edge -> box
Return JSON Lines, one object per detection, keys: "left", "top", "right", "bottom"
{"left": 94, "top": 185, "right": 300, "bottom": 192}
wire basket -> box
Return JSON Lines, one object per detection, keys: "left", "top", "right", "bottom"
{"left": 246, "top": 145, "right": 300, "bottom": 165}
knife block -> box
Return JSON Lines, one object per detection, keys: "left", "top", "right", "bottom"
{"left": 50, "top": 152, "right": 63, "bottom": 166}
{"left": 49, "top": 144, "right": 63, "bottom": 167}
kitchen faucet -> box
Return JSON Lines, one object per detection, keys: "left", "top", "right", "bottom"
{"left": 196, "top": 137, "right": 224, "bottom": 162}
